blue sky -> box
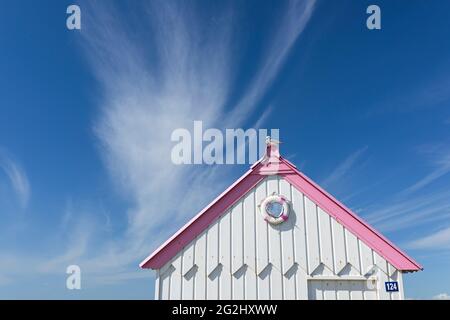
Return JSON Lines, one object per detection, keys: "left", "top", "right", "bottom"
{"left": 1, "top": 0, "right": 450, "bottom": 299}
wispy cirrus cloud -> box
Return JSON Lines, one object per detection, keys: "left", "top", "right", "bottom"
{"left": 0, "top": 150, "right": 30, "bottom": 209}
{"left": 229, "top": 0, "right": 316, "bottom": 124}
{"left": 363, "top": 188, "right": 450, "bottom": 233}
{"left": 400, "top": 144, "right": 450, "bottom": 195}
{"left": 26, "top": 0, "right": 317, "bottom": 281}
{"left": 406, "top": 226, "right": 450, "bottom": 250}
{"left": 365, "top": 64, "right": 450, "bottom": 117}
{"left": 38, "top": 214, "right": 93, "bottom": 274}
{"left": 321, "top": 146, "right": 368, "bottom": 189}
{"left": 360, "top": 143, "right": 450, "bottom": 234}
{"left": 0, "top": 1, "right": 316, "bottom": 287}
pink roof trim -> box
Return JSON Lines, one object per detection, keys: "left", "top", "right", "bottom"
{"left": 140, "top": 151, "right": 422, "bottom": 272}
{"left": 139, "top": 164, "right": 266, "bottom": 269}
{"left": 279, "top": 157, "right": 422, "bottom": 271}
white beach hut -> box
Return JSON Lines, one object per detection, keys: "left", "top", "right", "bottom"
{"left": 140, "top": 139, "right": 422, "bottom": 300}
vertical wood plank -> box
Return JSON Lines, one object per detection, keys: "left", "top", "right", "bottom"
{"left": 207, "top": 222, "right": 219, "bottom": 275}
{"left": 388, "top": 263, "right": 397, "bottom": 277}
{"left": 219, "top": 213, "right": 232, "bottom": 299}
{"left": 377, "top": 268, "right": 391, "bottom": 300}
{"left": 206, "top": 223, "right": 219, "bottom": 300}
{"left": 397, "top": 272, "right": 405, "bottom": 300}
{"left": 257, "top": 264, "right": 271, "bottom": 299}
{"left": 231, "top": 200, "right": 245, "bottom": 299}
{"left": 270, "top": 267, "right": 283, "bottom": 299}
{"left": 232, "top": 267, "right": 245, "bottom": 300}
{"left": 345, "top": 229, "right": 360, "bottom": 274}
{"left": 181, "top": 241, "right": 195, "bottom": 299}
{"left": 243, "top": 190, "right": 258, "bottom": 299}
{"left": 280, "top": 179, "right": 295, "bottom": 274}
{"left": 255, "top": 179, "right": 270, "bottom": 299}
{"left": 170, "top": 254, "right": 182, "bottom": 300}
{"left": 374, "top": 251, "right": 390, "bottom": 299}
{"left": 295, "top": 266, "right": 308, "bottom": 299}
{"left": 374, "top": 252, "right": 388, "bottom": 274}
{"left": 154, "top": 270, "right": 160, "bottom": 300}
{"left": 267, "top": 176, "right": 282, "bottom": 272}
{"left": 292, "top": 188, "right": 308, "bottom": 272}
{"left": 231, "top": 203, "right": 244, "bottom": 274}
{"left": 206, "top": 267, "right": 220, "bottom": 300}
{"left": 283, "top": 270, "right": 296, "bottom": 300}
{"left": 318, "top": 208, "right": 333, "bottom": 272}
{"left": 255, "top": 179, "right": 269, "bottom": 275}
{"left": 194, "top": 234, "right": 206, "bottom": 300}
{"left": 182, "top": 241, "right": 195, "bottom": 276}
{"left": 280, "top": 179, "right": 296, "bottom": 299}
{"left": 182, "top": 269, "right": 194, "bottom": 299}
{"left": 389, "top": 270, "right": 400, "bottom": 300}
{"left": 245, "top": 268, "right": 257, "bottom": 300}
{"left": 267, "top": 176, "right": 283, "bottom": 299}
{"left": 160, "top": 267, "right": 171, "bottom": 300}
{"left": 359, "top": 241, "right": 374, "bottom": 276}
{"left": 305, "top": 196, "right": 320, "bottom": 274}
{"left": 243, "top": 191, "right": 256, "bottom": 272}
{"left": 331, "top": 218, "right": 346, "bottom": 274}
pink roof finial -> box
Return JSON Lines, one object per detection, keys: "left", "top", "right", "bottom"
{"left": 259, "top": 136, "right": 281, "bottom": 175}
{"left": 265, "top": 136, "right": 281, "bottom": 159}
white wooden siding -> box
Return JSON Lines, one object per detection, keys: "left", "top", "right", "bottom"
{"left": 155, "top": 176, "right": 404, "bottom": 300}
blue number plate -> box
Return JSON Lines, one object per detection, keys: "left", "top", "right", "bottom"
{"left": 385, "top": 281, "right": 399, "bottom": 292}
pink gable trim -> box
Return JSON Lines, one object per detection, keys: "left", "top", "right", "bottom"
{"left": 279, "top": 157, "right": 422, "bottom": 272}
{"left": 139, "top": 164, "right": 266, "bottom": 269}
{"left": 140, "top": 155, "right": 422, "bottom": 272}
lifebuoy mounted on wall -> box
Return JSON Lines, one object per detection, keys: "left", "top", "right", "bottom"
{"left": 259, "top": 193, "right": 290, "bottom": 225}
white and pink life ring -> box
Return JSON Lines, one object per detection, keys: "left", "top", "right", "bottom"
{"left": 260, "top": 194, "right": 290, "bottom": 225}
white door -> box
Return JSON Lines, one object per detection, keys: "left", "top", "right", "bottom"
{"left": 308, "top": 280, "right": 378, "bottom": 300}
